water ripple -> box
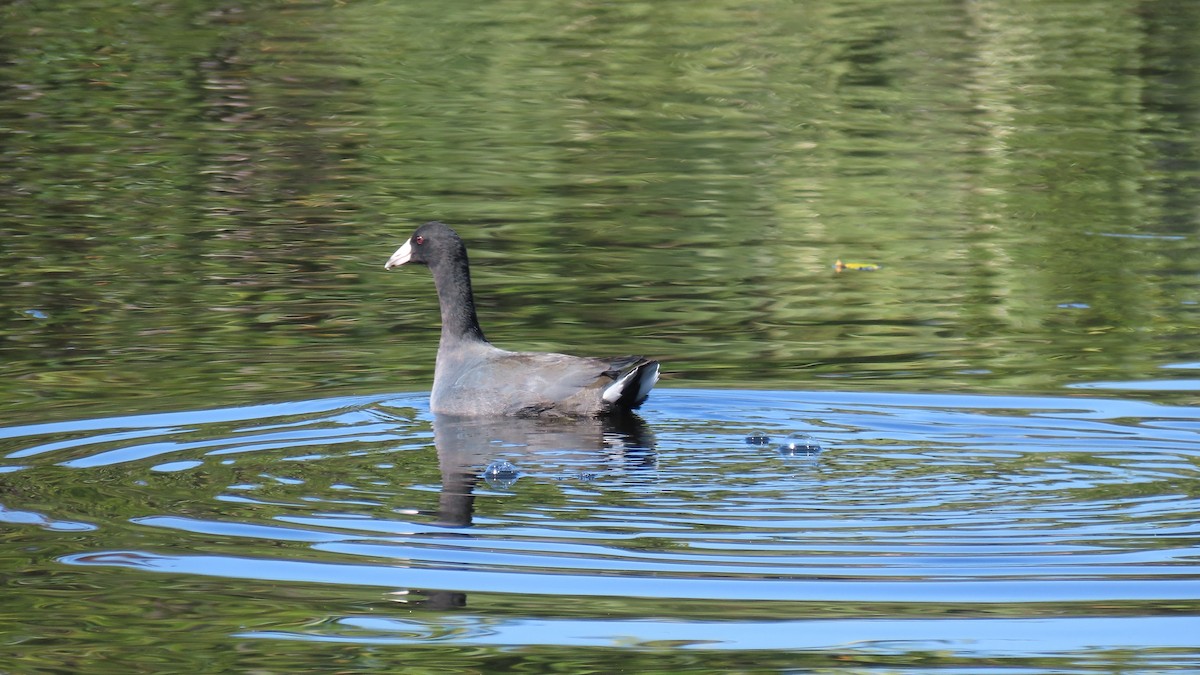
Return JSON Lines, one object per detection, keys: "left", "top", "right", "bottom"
{"left": 3, "top": 388, "right": 1200, "bottom": 663}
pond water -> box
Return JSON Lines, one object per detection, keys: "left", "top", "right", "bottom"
{"left": 4, "top": 388, "right": 1200, "bottom": 671}
{"left": 4, "top": 0, "right": 1200, "bottom": 671}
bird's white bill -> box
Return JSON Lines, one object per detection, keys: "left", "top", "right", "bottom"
{"left": 384, "top": 239, "right": 413, "bottom": 269}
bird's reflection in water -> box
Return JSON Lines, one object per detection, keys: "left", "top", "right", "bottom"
{"left": 393, "top": 414, "right": 655, "bottom": 610}
{"left": 432, "top": 412, "right": 656, "bottom": 528}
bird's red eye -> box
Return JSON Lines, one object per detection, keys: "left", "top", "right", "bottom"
{"left": 414, "top": 235, "right": 425, "bottom": 245}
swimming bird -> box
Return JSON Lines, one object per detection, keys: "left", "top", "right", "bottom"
{"left": 385, "top": 221, "right": 660, "bottom": 417}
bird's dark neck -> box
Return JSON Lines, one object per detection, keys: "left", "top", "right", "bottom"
{"left": 429, "top": 247, "right": 487, "bottom": 344}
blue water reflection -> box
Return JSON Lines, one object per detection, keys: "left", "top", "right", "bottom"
{"left": 3, "top": 387, "right": 1199, "bottom": 668}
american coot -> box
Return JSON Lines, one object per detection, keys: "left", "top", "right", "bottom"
{"left": 385, "top": 222, "right": 660, "bottom": 417}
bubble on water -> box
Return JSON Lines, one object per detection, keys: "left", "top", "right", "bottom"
{"left": 745, "top": 431, "right": 771, "bottom": 445}
{"left": 482, "top": 460, "right": 520, "bottom": 488}
{"left": 778, "top": 433, "right": 822, "bottom": 457}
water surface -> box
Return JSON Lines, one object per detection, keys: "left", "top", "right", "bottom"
{"left": 3, "top": 388, "right": 1200, "bottom": 671}
{"left": 4, "top": 0, "right": 1200, "bottom": 419}
{"left": 4, "top": 0, "right": 1200, "bottom": 671}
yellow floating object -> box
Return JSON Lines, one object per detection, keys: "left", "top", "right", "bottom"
{"left": 834, "top": 259, "right": 882, "bottom": 272}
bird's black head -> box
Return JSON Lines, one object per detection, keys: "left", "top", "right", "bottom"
{"left": 385, "top": 221, "right": 465, "bottom": 270}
